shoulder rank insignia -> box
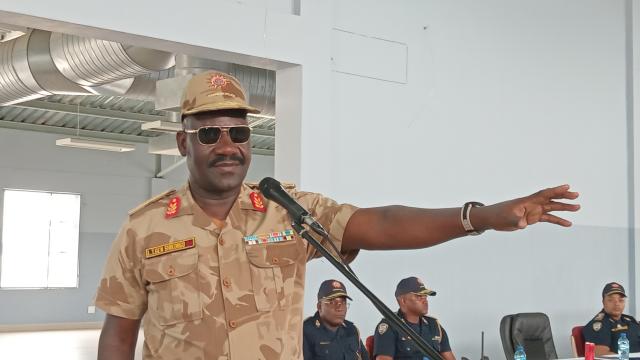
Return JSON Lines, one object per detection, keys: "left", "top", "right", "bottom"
{"left": 378, "top": 323, "right": 388, "bottom": 335}
{"left": 249, "top": 192, "right": 266, "bottom": 212}
{"left": 145, "top": 237, "right": 195, "bottom": 259}
{"left": 594, "top": 313, "right": 605, "bottom": 321}
{"left": 593, "top": 322, "right": 602, "bottom": 331}
{"left": 129, "top": 189, "right": 176, "bottom": 216}
{"left": 165, "top": 196, "right": 181, "bottom": 219}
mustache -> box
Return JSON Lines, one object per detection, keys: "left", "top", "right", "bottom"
{"left": 209, "top": 154, "right": 245, "bottom": 167}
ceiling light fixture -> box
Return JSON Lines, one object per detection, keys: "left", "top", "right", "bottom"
{"left": 55, "top": 137, "right": 136, "bottom": 152}
{"left": 141, "top": 120, "right": 182, "bottom": 133}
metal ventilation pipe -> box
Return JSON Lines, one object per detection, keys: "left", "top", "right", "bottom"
{"left": 0, "top": 29, "right": 175, "bottom": 106}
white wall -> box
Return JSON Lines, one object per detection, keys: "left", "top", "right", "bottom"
{"left": 305, "top": 1, "right": 631, "bottom": 359}
{"left": 0, "top": 1, "right": 635, "bottom": 359}
{"left": 0, "top": 129, "right": 155, "bottom": 324}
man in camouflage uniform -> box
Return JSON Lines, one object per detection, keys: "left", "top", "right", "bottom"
{"left": 373, "top": 277, "right": 454, "bottom": 360}
{"left": 95, "top": 70, "right": 580, "bottom": 360}
{"left": 583, "top": 282, "right": 640, "bottom": 356}
{"left": 303, "top": 280, "right": 369, "bottom": 359}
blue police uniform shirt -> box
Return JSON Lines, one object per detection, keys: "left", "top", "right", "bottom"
{"left": 303, "top": 311, "right": 369, "bottom": 360}
{"left": 374, "top": 311, "right": 452, "bottom": 360}
{"left": 583, "top": 310, "right": 640, "bottom": 353}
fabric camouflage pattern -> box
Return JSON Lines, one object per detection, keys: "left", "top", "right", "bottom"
{"left": 180, "top": 71, "right": 260, "bottom": 117}
{"left": 95, "top": 183, "right": 359, "bottom": 359}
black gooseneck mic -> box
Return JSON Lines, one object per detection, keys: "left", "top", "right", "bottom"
{"left": 256, "top": 176, "right": 443, "bottom": 360}
{"left": 258, "top": 177, "right": 328, "bottom": 235}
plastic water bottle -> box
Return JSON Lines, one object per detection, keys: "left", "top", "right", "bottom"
{"left": 514, "top": 345, "right": 526, "bottom": 360}
{"left": 618, "top": 333, "right": 630, "bottom": 360}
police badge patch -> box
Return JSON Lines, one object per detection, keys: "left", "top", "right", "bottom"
{"left": 593, "top": 322, "right": 602, "bottom": 331}
{"left": 378, "top": 323, "right": 388, "bottom": 335}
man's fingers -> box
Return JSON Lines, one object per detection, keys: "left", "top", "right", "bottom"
{"left": 539, "top": 213, "right": 572, "bottom": 227}
{"left": 543, "top": 201, "right": 581, "bottom": 212}
{"left": 537, "top": 185, "right": 579, "bottom": 200}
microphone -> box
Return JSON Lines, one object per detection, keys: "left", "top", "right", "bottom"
{"left": 258, "top": 177, "right": 327, "bottom": 234}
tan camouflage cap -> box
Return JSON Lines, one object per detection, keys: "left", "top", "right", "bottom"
{"left": 180, "top": 71, "right": 260, "bottom": 118}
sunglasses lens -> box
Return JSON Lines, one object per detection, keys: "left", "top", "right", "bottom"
{"left": 229, "top": 126, "right": 251, "bottom": 143}
{"left": 197, "top": 127, "right": 222, "bottom": 144}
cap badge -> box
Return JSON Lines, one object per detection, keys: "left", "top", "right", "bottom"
{"left": 210, "top": 74, "right": 229, "bottom": 89}
{"left": 332, "top": 281, "right": 342, "bottom": 289}
{"left": 165, "top": 196, "right": 181, "bottom": 219}
{"left": 249, "top": 192, "right": 266, "bottom": 212}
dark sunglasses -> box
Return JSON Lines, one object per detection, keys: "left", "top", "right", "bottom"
{"left": 183, "top": 125, "right": 251, "bottom": 145}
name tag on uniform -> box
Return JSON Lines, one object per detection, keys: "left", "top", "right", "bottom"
{"left": 243, "top": 229, "right": 295, "bottom": 246}
{"left": 145, "top": 238, "right": 195, "bottom": 258}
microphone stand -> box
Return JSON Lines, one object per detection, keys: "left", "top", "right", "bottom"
{"left": 291, "top": 221, "right": 444, "bottom": 360}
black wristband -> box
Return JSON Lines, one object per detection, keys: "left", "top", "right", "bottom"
{"left": 461, "top": 201, "right": 485, "bottom": 235}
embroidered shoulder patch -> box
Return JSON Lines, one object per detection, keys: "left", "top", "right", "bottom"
{"left": 249, "top": 192, "right": 266, "bottom": 212}
{"left": 145, "top": 238, "right": 195, "bottom": 259}
{"left": 593, "top": 322, "right": 602, "bottom": 331}
{"left": 165, "top": 196, "right": 181, "bottom": 219}
{"left": 378, "top": 323, "right": 388, "bottom": 335}
{"left": 128, "top": 189, "right": 176, "bottom": 215}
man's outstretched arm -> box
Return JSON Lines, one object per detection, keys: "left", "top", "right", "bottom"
{"left": 98, "top": 314, "right": 141, "bottom": 360}
{"left": 342, "top": 184, "right": 579, "bottom": 251}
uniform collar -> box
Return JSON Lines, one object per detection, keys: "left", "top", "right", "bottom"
{"left": 238, "top": 183, "right": 268, "bottom": 211}
{"left": 313, "top": 311, "right": 346, "bottom": 330}
{"left": 397, "top": 309, "right": 428, "bottom": 325}
{"left": 600, "top": 309, "right": 634, "bottom": 324}
{"left": 170, "top": 183, "right": 262, "bottom": 231}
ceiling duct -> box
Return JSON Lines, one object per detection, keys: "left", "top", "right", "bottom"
{"left": 0, "top": 29, "right": 175, "bottom": 106}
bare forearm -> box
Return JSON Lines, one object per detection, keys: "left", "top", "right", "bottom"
{"left": 341, "top": 185, "right": 580, "bottom": 251}
{"left": 594, "top": 345, "right": 615, "bottom": 356}
{"left": 98, "top": 314, "right": 140, "bottom": 360}
{"left": 343, "top": 206, "right": 467, "bottom": 251}
{"left": 98, "top": 340, "right": 136, "bottom": 360}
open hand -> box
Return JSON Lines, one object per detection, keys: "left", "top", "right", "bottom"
{"left": 482, "top": 184, "right": 580, "bottom": 231}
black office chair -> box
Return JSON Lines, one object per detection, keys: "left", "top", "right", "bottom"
{"left": 499, "top": 313, "right": 558, "bottom": 360}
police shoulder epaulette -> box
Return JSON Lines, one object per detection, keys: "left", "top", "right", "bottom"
{"left": 245, "top": 181, "right": 297, "bottom": 190}
{"left": 128, "top": 189, "right": 176, "bottom": 216}
{"left": 594, "top": 312, "right": 605, "bottom": 321}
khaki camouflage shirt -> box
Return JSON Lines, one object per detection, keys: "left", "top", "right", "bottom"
{"left": 95, "top": 183, "right": 358, "bottom": 359}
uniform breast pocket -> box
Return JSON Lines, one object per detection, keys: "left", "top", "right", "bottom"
{"left": 313, "top": 343, "right": 331, "bottom": 359}
{"left": 398, "top": 337, "right": 422, "bottom": 357}
{"left": 143, "top": 248, "right": 202, "bottom": 325}
{"left": 245, "top": 239, "right": 302, "bottom": 311}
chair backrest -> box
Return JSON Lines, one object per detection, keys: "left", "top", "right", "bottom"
{"left": 500, "top": 312, "right": 558, "bottom": 360}
{"left": 365, "top": 335, "right": 374, "bottom": 360}
{"left": 570, "top": 325, "right": 585, "bottom": 357}
{"left": 500, "top": 314, "right": 515, "bottom": 359}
